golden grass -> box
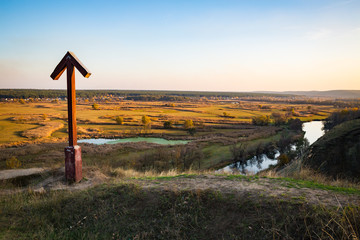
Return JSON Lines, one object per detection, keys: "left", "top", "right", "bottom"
{"left": 108, "top": 167, "right": 211, "bottom": 179}
{"left": 22, "top": 121, "right": 64, "bottom": 139}
{"left": 0, "top": 100, "right": 335, "bottom": 144}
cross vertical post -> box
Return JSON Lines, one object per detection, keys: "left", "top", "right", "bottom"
{"left": 51, "top": 51, "right": 91, "bottom": 182}
{"left": 66, "top": 60, "right": 77, "bottom": 146}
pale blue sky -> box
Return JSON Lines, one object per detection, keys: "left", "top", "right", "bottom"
{"left": 0, "top": 0, "right": 359, "bottom": 91}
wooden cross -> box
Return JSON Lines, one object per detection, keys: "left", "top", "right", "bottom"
{"left": 51, "top": 51, "right": 91, "bottom": 146}
{"left": 50, "top": 51, "right": 91, "bottom": 182}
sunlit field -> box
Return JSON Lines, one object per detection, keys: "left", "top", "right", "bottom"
{"left": 0, "top": 99, "right": 334, "bottom": 145}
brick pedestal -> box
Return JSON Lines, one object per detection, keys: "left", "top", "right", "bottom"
{"left": 64, "top": 145, "right": 82, "bottom": 182}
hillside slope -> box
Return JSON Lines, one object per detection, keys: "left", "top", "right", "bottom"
{"left": 1, "top": 173, "right": 360, "bottom": 239}
{"left": 303, "top": 119, "right": 360, "bottom": 180}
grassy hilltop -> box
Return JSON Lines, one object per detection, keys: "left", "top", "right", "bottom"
{"left": 303, "top": 119, "right": 360, "bottom": 180}
{"left": 1, "top": 173, "right": 360, "bottom": 239}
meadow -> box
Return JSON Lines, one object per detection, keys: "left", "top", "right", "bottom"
{"left": 0, "top": 96, "right": 335, "bottom": 172}
{"left": 0, "top": 98, "right": 333, "bottom": 145}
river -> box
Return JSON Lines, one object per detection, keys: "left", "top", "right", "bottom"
{"left": 217, "top": 121, "right": 325, "bottom": 174}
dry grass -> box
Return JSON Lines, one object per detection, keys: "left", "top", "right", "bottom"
{"left": 22, "top": 121, "right": 64, "bottom": 138}
{"left": 2, "top": 172, "right": 360, "bottom": 239}
{"left": 259, "top": 165, "right": 360, "bottom": 190}
{"left": 108, "top": 167, "right": 211, "bottom": 179}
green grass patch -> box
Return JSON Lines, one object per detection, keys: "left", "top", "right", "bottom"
{"left": 273, "top": 177, "right": 360, "bottom": 195}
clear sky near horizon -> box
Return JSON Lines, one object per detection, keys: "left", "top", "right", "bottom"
{"left": 0, "top": 0, "right": 359, "bottom": 92}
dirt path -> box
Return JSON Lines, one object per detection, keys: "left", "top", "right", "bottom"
{"left": 1, "top": 168, "right": 359, "bottom": 207}
{"left": 0, "top": 167, "right": 108, "bottom": 195}
{"left": 0, "top": 168, "right": 47, "bottom": 180}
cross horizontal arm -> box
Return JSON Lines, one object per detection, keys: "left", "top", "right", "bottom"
{"left": 50, "top": 51, "right": 91, "bottom": 80}
{"left": 68, "top": 52, "right": 91, "bottom": 78}
{"left": 50, "top": 54, "right": 68, "bottom": 80}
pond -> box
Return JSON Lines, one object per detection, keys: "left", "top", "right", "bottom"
{"left": 217, "top": 121, "right": 325, "bottom": 174}
{"left": 78, "top": 137, "right": 189, "bottom": 145}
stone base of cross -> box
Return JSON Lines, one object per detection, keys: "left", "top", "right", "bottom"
{"left": 65, "top": 146, "right": 82, "bottom": 182}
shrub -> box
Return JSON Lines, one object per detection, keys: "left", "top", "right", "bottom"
{"left": 184, "top": 120, "right": 194, "bottom": 129}
{"left": 142, "top": 115, "right": 151, "bottom": 125}
{"left": 92, "top": 103, "right": 100, "bottom": 110}
{"left": 166, "top": 103, "right": 175, "bottom": 107}
{"left": 187, "top": 127, "right": 196, "bottom": 136}
{"left": 115, "top": 116, "right": 124, "bottom": 125}
{"left": 252, "top": 115, "right": 271, "bottom": 126}
{"left": 19, "top": 99, "right": 26, "bottom": 104}
{"left": 278, "top": 154, "right": 290, "bottom": 166}
{"left": 6, "top": 156, "right": 21, "bottom": 169}
{"left": 271, "top": 113, "right": 287, "bottom": 126}
{"left": 142, "top": 115, "right": 151, "bottom": 129}
{"left": 222, "top": 112, "right": 235, "bottom": 118}
{"left": 288, "top": 118, "right": 302, "bottom": 131}
{"left": 163, "top": 120, "right": 173, "bottom": 129}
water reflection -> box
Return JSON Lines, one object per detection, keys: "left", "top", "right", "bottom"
{"left": 220, "top": 151, "right": 280, "bottom": 174}
{"left": 217, "top": 121, "right": 324, "bottom": 174}
{"left": 303, "top": 121, "right": 324, "bottom": 145}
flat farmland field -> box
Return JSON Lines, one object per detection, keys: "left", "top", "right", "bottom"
{"left": 0, "top": 99, "right": 334, "bottom": 145}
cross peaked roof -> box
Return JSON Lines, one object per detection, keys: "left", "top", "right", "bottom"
{"left": 50, "top": 51, "right": 91, "bottom": 80}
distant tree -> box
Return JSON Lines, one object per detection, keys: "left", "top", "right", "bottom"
{"left": 287, "top": 118, "right": 302, "bottom": 131}
{"left": 277, "top": 132, "right": 292, "bottom": 153}
{"left": 142, "top": 115, "right": 151, "bottom": 125}
{"left": 271, "top": 113, "right": 287, "bottom": 126}
{"left": 294, "top": 137, "right": 309, "bottom": 158}
{"left": 142, "top": 115, "right": 151, "bottom": 129}
{"left": 187, "top": 127, "right": 196, "bottom": 136}
{"left": 252, "top": 115, "right": 271, "bottom": 126}
{"left": 184, "top": 119, "right": 194, "bottom": 129}
{"left": 92, "top": 103, "right": 100, "bottom": 110}
{"left": 230, "top": 142, "right": 247, "bottom": 165}
{"left": 163, "top": 120, "right": 173, "bottom": 129}
{"left": 324, "top": 109, "right": 360, "bottom": 131}
{"left": 115, "top": 116, "right": 124, "bottom": 125}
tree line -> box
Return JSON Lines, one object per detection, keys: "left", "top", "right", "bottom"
{"left": 323, "top": 108, "right": 360, "bottom": 131}
{"left": 0, "top": 89, "right": 291, "bottom": 100}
